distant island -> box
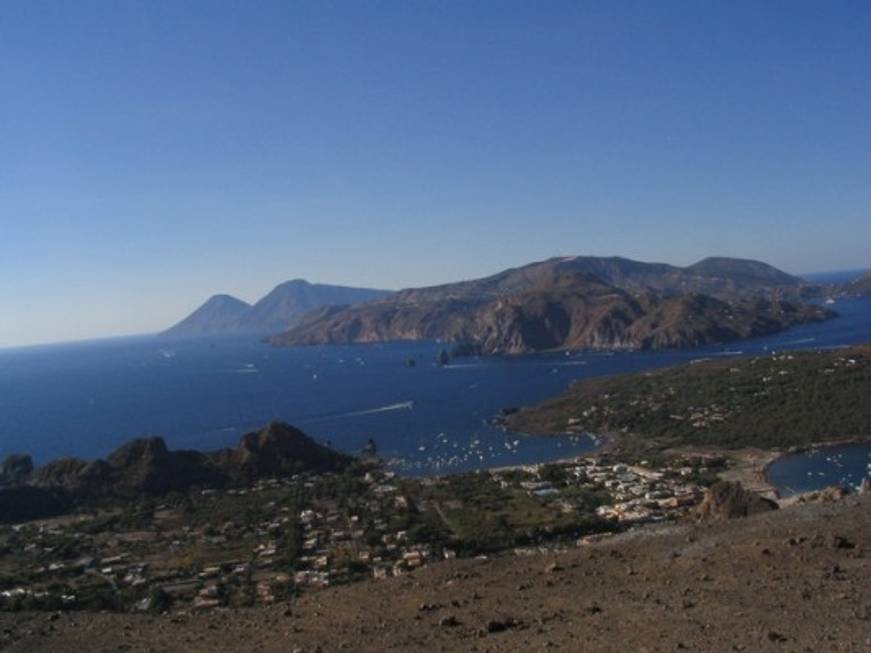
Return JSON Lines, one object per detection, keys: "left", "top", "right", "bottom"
{"left": 271, "top": 255, "right": 834, "bottom": 355}
{"left": 162, "top": 280, "right": 393, "bottom": 336}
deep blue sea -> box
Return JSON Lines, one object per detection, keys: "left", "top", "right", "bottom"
{"left": 1, "top": 298, "right": 870, "bottom": 486}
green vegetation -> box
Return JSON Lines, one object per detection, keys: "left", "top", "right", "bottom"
{"left": 508, "top": 346, "right": 871, "bottom": 452}
{"left": 402, "top": 472, "right": 609, "bottom": 555}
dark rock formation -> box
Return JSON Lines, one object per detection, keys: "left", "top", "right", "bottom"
{"left": 212, "top": 422, "right": 351, "bottom": 482}
{"left": 695, "top": 481, "right": 779, "bottom": 520}
{"left": 0, "top": 454, "right": 33, "bottom": 486}
{"left": 361, "top": 438, "right": 378, "bottom": 458}
{"left": 31, "top": 457, "right": 113, "bottom": 500}
{"left": 106, "top": 437, "right": 225, "bottom": 497}
{"left": 3, "top": 422, "right": 350, "bottom": 521}
{"left": 450, "top": 342, "right": 482, "bottom": 358}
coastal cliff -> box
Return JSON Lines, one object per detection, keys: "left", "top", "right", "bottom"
{"left": 271, "top": 269, "right": 832, "bottom": 355}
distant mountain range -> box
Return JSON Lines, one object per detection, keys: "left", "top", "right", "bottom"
{"left": 386, "top": 255, "right": 808, "bottom": 304}
{"left": 162, "top": 280, "right": 393, "bottom": 336}
{"left": 270, "top": 256, "right": 833, "bottom": 355}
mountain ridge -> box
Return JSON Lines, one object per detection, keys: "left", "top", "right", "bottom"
{"left": 271, "top": 257, "right": 832, "bottom": 355}
{"left": 387, "top": 255, "right": 809, "bottom": 304}
{"left": 163, "top": 280, "right": 393, "bottom": 337}
{"left": 0, "top": 422, "right": 351, "bottom": 522}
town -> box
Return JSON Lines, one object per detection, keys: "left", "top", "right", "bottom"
{"left": 0, "top": 454, "right": 711, "bottom": 614}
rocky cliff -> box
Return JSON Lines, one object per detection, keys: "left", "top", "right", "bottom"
{"left": 695, "top": 481, "right": 779, "bottom": 520}
{"left": 271, "top": 271, "right": 832, "bottom": 355}
{"left": 2, "top": 422, "right": 351, "bottom": 521}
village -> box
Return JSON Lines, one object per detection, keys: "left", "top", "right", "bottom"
{"left": 491, "top": 457, "right": 706, "bottom": 526}
{"left": 0, "top": 453, "right": 709, "bottom": 614}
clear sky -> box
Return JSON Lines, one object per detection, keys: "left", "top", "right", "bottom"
{"left": 2, "top": 1, "right": 870, "bottom": 347}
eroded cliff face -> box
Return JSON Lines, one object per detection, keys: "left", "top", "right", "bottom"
{"left": 1, "top": 422, "right": 350, "bottom": 522}
{"left": 271, "top": 272, "right": 832, "bottom": 355}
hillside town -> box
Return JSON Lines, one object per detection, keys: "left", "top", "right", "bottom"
{"left": 0, "top": 453, "right": 711, "bottom": 614}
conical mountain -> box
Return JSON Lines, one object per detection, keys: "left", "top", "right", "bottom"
{"left": 162, "top": 281, "right": 393, "bottom": 336}
{"left": 162, "top": 294, "right": 252, "bottom": 336}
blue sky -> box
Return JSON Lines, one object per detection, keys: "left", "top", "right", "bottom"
{"left": 1, "top": 1, "right": 870, "bottom": 347}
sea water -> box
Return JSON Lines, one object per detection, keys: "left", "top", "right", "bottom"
{"left": 1, "top": 298, "right": 870, "bottom": 480}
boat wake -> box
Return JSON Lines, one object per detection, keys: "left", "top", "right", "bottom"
{"left": 442, "top": 363, "right": 490, "bottom": 369}
{"left": 303, "top": 401, "right": 415, "bottom": 422}
{"left": 780, "top": 337, "right": 817, "bottom": 346}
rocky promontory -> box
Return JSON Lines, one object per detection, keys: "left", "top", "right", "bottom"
{"left": 0, "top": 422, "right": 350, "bottom": 522}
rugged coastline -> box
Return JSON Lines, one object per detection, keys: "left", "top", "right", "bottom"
{"left": 270, "top": 256, "right": 834, "bottom": 356}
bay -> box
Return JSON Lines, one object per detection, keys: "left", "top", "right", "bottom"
{"left": 1, "top": 298, "right": 869, "bottom": 478}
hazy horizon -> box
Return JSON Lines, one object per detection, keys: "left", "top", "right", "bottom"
{"left": 3, "top": 2, "right": 871, "bottom": 347}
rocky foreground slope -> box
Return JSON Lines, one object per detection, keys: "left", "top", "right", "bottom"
{"left": 2, "top": 493, "right": 868, "bottom": 652}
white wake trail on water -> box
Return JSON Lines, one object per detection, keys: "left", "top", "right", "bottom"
{"left": 340, "top": 401, "right": 414, "bottom": 417}
{"left": 303, "top": 401, "right": 415, "bottom": 422}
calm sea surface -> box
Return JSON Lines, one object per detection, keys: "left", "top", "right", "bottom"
{"left": 766, "top": 442, "right": 871, "bottom": 497}
{"left": 1, "top": 299, "right": 870, "bottom": 484}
